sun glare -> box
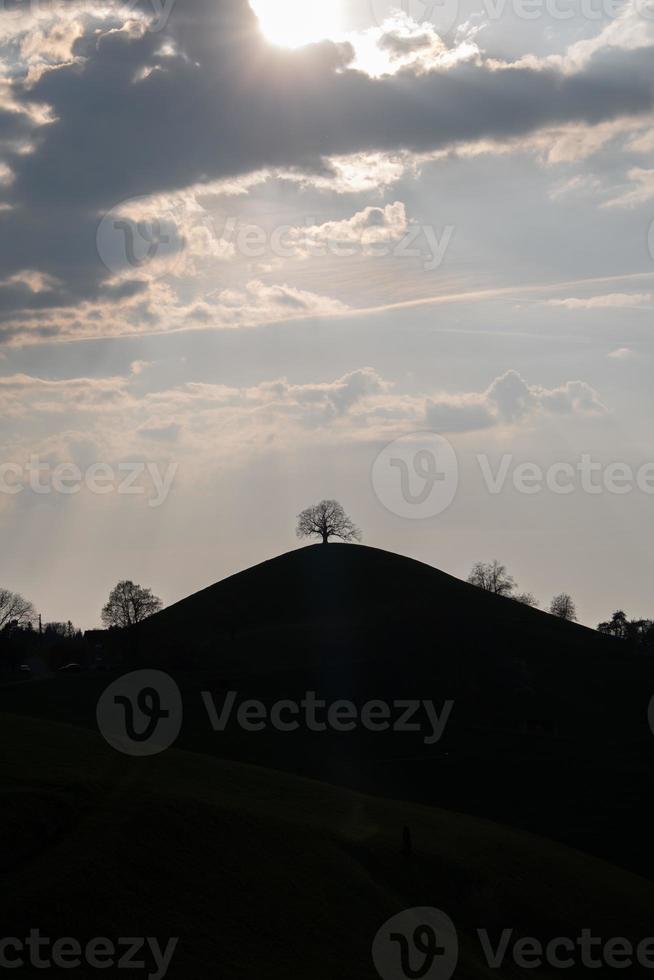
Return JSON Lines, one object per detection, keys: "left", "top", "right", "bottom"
{"left": 251, "top": 0, "right": 344, "bottom": 49}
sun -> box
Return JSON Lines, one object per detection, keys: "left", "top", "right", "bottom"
{"left": 251, "top": 0, "right": 344, "bottom": 48}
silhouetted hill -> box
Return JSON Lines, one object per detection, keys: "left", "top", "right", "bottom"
{"left": 132, "top": 543, "right": 629, "bottom": 752}
{"left": 137, "top": 543, "right": 612, "bottom": 671}
{"left": 2, "top": 545, "right": 654, "bottom": 879}
{"left": 113, "top": 545, "right": 654, "bottom": 875}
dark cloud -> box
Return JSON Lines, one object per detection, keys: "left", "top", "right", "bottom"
{"left": 0, "top": 104, "right": 32, "bottom": 148}
{"left": 9, "top": 2, "right": 654, "bottom": 210}
{"left": 0, "top": 0, "right": 653, "bottom": 329}
{"left": 379, "top": 29, "right": 435, "bottom": 56}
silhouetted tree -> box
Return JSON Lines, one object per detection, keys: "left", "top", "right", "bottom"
{"left": 101, "top": 580, "right": 162, "bottom": 629}
{"left": 0, "top": 588, "right": 37, "bottom": 632}
{"left": 550, "top": 593, "right": 577, "bottom": 621}
{"left": 468, "top": 560, "right": 516, "bottom": 597}
{"left": 296, "top": 500, "right": 361, "bottom": 545}
{"left": 598, "top": 611, "right": 654, "bottom": 651}
{"left": 626, "top": 619, "right": 654, "bottom": 649}
{"left": 515, "top": 592, "right": 539, "bottom": 608}
{"left": 598, "top": 610, "right": 629, "bottom": 639}
{"left": 44, "top": 621, "right": 81, "bottom": 640}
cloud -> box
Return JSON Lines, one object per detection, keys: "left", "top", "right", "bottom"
{"left": 535, "top": 115, "right": 653, "bottom": 165}
{"left": 5, "top": 2, "right": 654, "bottom": 209}
{"left": 279, "top": 202, "right": 409, "bottom": 258}
{"left": 137, "top": 420, "right": 181, "bottom": 442}
{"left": 626, "top": 127, "right": 654, "bottom": 153}
{"left": 607, "top": 347, "right": 636, "bottom": 360}
{"left": 603, "top": 168, "right": 654, "bottom": 208}
{"left": 0, "top": 0, "right": 653, "bottom": 340}
{"left": 253, "top": 368, "right": 390, "bottom": 425}
{"left": 0, "top": 270, "right": 62, "bottom": 293}
{"left": 15, "top": 16, "right": 652, "bottom": 214}
{"left": 425, "top": 397, "right": 496, "bottom": 433}
{"left": 547, "top": 293, "right": 653, "bottom": 309}
{"left": 426, "top": 370, "right": 608, "bottom": 432}
{"left": 350, "top": 14, "right": 481, "bottom": 77}
{"left": 130, "top": 359, "right": 152, "bottom": 375}
{"left": 559, "top": 0, "right": 654, "bottom": 72}
{"left": 0, "top": 277, "right": 349, "bottom": 347}
{"left": 0, "top": 367, "right": 608, "bottom": 468}
{"left": 204, "top": 279, "right": 349, "bottom": 322}
{"left": 549, "top": 174, "right": 602, "bottom": 200}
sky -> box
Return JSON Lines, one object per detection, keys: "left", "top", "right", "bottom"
{"left": 0, "top": 0, "right": 653, "bottom": 629}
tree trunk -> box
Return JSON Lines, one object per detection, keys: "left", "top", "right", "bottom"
{"left": 322, "top": 532, "right": 329, "bottom": 544}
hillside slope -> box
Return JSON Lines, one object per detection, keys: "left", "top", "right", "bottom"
{"left": 2, "top": 712, "right": 654, "bottom": 979}
{"left": 129, "top": 543, "right": 632, "bottom": 751}
{"left": 2, "top": 545, "right": 652, "bottom": 878}
{"left": 136, "top": 543, "right": 613, "bottom": 669}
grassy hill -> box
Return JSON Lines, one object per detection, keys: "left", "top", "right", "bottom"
{"left": 3, "top": 711, "right": 654, "bottom": 978}
{"left": 2, "top": 545, "right": 653, "bottom": 880}
{"left": 135, "top": 543, "right": 614, "bottom": 671}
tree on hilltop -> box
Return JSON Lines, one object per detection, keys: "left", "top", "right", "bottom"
{"left": 296, "top": 500, "right": 361, "bottom": 545}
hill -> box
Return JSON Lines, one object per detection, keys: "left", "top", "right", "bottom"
{"left": 2, "top": 545, "right": 653, "bottom": 878}
{"left": 2, "top": 711, "right": 654, "bottom": 978}
{"left": 136, "top": 543, "right": 612, "bottom": 673}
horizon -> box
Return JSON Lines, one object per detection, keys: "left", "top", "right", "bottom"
{"left": 64, "top": 539, "right": 606, "bottom": 633}
{"left": 1, "top": 0, "right": 653, "bottom": 632}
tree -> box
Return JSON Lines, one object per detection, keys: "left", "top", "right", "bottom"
{"left": 626, "top": 619, "right": 654, "bottom": 648}
{"left": 467, "top": 560, "right": 516, "bottom": 597}
{"left": 514, "top": 592, "right": 539, "bottom": 608}
{"left": 0, "top": 588, "right": 37, "bottom": 632}
{"left": 550, "top": 593, "right": 577, "bottom": 621}
{"left": 296, "top": 500, "right": 361, "bottom": 545}
{"left": 101, "top": 580, "right": 162, "bottom": 629}
{"left": 45, "top": 621, "right": 80, "bottom": 640}
{"left": 598, "top": 610, "right": 629, "bottom": 639}
{"left": 598, "top": 612, "right": 654, "bottom": 651}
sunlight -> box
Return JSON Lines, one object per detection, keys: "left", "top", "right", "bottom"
{"left": 251, "top": 0, "right": 345, "bottom": 48}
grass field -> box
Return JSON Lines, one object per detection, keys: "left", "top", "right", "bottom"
{"left": 2, "top": 710, "right": 654, "bottom": 978}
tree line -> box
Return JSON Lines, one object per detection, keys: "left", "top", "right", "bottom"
{"left": 0, "top": 580, "right": 162, "bottom": 674}
{"left": 1, "top": 501, "right": 652, "bottom": 670}
{"left": 0, "top": 592, "right": 85, "bottom": 672}
{"left": 467, "top": 558, "right": 654, "bottom": 650}
{"left": 466, "top": 559, "right": 578, "bottom": 621}
{"left": 597, "top": 610, "right": 654, "bottom": 652}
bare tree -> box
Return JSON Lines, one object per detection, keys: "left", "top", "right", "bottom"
{"left": 101, "top": 580, "right": 162, "bottom": 629}
{"left": 467, "top": 560, "right": 516, "bottom": 597}
{"left": 0, "top": 588, "right": 37, "bottom": 631}
{"left": 296, "top": 500, "right": 361, "bottom": 545}
{"left": 515, "top": 592, "right": 539, "bottom": 608}
{"left": 550, "top": 593, "right": 577, "bottom": 622}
